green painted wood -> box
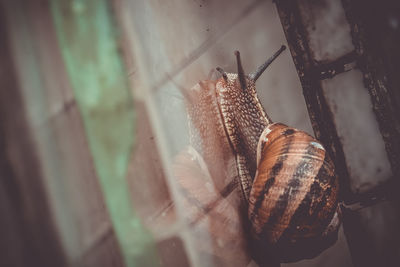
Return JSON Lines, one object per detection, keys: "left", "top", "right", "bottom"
{"left": 50, "top": 1, "right": 159, "bottom": 266}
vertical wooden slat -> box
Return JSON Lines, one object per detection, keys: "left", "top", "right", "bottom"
{"left": 2, "top": 0, "right": 129, "bottom": 265}
{"left": 341, "top": 0, "right": 400, "bottom": 181}
{"left": 49, "top": 0, "right": 159, "bottom": 266}
{"left": 339, "top": 1, "right": 400, "bottom": 266}
{"left": 275, "top": 1, "right": 400, "bottom": 267}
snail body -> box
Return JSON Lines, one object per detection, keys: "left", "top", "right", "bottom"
{"left": 187, "top": 46, "right": 340, "bottom": 264}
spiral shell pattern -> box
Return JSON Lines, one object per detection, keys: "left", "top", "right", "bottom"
{"left": 248, "top": 123, "right": 339, "bottom": 262}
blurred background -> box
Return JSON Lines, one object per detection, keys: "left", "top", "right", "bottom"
{"left": 1, "top": 0, "right": 399, "bottom": 266}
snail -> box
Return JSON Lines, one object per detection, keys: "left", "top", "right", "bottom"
{"left": 185, "top": 45, "right": 341, "bottom": 265}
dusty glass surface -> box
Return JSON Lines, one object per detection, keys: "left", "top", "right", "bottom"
{"left": 117, "top": 0, "right": 339, "bottom": 266}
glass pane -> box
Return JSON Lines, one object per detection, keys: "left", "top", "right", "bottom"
{"left": 117, "top": 0, "right": 315, "bottom": 266}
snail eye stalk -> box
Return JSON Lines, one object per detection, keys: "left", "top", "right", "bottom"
{"left": 235, "top": 50, "right": 247, "bottom": 90}
{"left": 249, "top": 45, "right": 286, "bottom": 81}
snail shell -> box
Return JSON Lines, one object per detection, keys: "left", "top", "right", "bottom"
{"left": 249, "top": 123, "right": 340, "bottom": 263}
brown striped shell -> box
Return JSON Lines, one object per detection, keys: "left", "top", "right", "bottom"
{"left": 248, "top": 123, "right": 340, "bottom": 263}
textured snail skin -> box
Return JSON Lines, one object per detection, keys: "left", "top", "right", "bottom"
{"left": 249, "top": 123, "right": 340, "bottom": 263}
{"left": 214, "top": 74, "right": 271, "bottom": 204}
{"left": 215, "top": 75, "right": 270, "bottom": 180}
